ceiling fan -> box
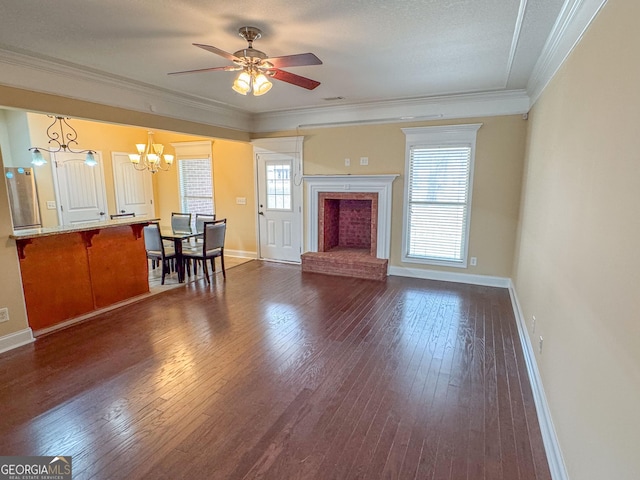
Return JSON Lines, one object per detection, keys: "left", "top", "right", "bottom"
{"left": 168, "top": 26, "right": 322, "bottom": 95}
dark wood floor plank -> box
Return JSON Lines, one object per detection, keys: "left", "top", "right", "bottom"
{"left": 0, "top": 262, "right": 551, "bottom": 480}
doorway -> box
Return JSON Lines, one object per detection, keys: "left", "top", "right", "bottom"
{"left": 253, "top": 137, "right": 303, "bottom": 263}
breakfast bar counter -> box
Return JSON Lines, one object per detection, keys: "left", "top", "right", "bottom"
{"left": 10, "top": 218, "right": 158, "bottom": 333}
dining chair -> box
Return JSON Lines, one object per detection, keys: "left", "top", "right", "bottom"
{"left": 167, "top": 211, "right": 192, "bottom": 251}
{"left": 183, "top": 219, "right": 226, "bottom": 283}
{"left": 195, "top": 213, "right": 216, "bottom": 234}
{"left": 143, "top": 223, "right": 176, "bottom": 285}
{"left": 110, "top": 212, "right": 136, "bottom": 219}
{"left": 171, "top": 212, "right": 192, "bottom": 232}
{"left": 185, "top": 213, "right": 216, "bottom": 248}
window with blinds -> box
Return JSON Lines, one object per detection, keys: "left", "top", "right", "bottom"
{"left": 402, "top": 124, "right": 480, "bottom": 268}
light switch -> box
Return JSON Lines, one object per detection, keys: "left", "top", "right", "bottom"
{"left": 360, "top": 157, "right": 369, "bottom": 165}
{"left": 46, "top": 201, "right": 56, "bottom": 210}
{"left": 236, "top": 197, "right": 247, "bottom": 205}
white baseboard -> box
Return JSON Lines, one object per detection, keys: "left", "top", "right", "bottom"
{"left": 388, "top": 265, "right": 510, "bottom": 288}
{"left": 508, "top": 281, "right": 569, "bottom": 480}
{"left": 225, "top": 249, "right": 257, "bottom": 259}
{"left": 0, "top": 328, "right": 35, "bottom": 354}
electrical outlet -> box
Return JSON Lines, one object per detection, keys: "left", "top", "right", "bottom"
{"left": 532, "top": 315, "right": 536, "bottom": 333}
{"left": 359, "top": 157, "right": 369, "bottom": 165}
{"left": 344, "top": 158, "right": 351, "bottom": 166}
{"left": 470, "top": 257, "right": 477, "bottom": 266}
{"left": 0, "top": 308, "right": 8, "bottom": 323}
{"left": 539, "top": 336, "right": 544, "bottom": 354}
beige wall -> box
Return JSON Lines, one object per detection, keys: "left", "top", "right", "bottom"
{"left": 154, "top": 133, "right": 257, "bottom": 255}
{"left": 289, "top": 115, "right": 526, "bottom": 277}
{"left": 24, "top": 113, "right": 156, "bottom": 227}
{"left": 513, "top": 1, "right": 640, "bottom": 479}
{"left": 11, "top": 113, "right": 257, "bottom": 254}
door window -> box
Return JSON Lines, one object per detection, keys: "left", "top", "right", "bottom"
{"left": 266, "top": 161, "right": 292, "bottom": 211}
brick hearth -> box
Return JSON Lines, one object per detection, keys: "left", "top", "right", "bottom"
{"left": 302, "top": 191, "right": 387, "bottom": 281}
{"left": 303, "top": 175, "right": 397, "bottom": 282}
{"left": 301, "top": 251, "right": 388, "bottom": 282}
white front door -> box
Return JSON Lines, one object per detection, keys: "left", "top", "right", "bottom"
{"left": 112, "top": 152, "right": 155, "bottom": 218}
{"left": 53, "top": 151, "right": 108, "bottom": 225}
{"left": 256, "top": 152, "right": 302, "bottom": 262}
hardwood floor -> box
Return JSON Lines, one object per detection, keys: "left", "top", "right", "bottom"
{"left": 0, "top": 261, "right": 551, "bottom": 480}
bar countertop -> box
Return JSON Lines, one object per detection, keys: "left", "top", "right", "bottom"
{"left": 9, "top": 217, "right": 160, "bottom": 240}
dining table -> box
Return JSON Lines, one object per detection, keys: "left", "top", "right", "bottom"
{"left": 159, "top": 226, "right": 201, "bottom": 283}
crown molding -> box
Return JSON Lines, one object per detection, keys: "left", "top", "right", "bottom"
{"left": 251, "top": 90, "right": 531, "bottom": 133}
{"left": 0, "top": 48, "right": 252, "bottom": 132}
{"left": 0, "top": 47, "right": 529, "bottom": 134}
{"left": 527, "top": 0, "right": 608, "bottom": 105}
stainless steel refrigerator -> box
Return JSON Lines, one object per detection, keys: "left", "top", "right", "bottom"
{"left": 5, "top": 167, "right": 42, "bottom": 229}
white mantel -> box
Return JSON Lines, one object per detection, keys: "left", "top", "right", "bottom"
{"left": 303, "top": 174, "right": 399, "bottom": 259}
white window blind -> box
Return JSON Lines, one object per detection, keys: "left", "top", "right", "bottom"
{"left": 407, "top": 146, "right": 471, "bottom": 263}
{"left": 402, "top": 124, "right": 480, "bottom": 268}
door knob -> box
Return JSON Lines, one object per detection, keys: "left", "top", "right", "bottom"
{"left": 99, "top": 211, "right": 105, "bottom": 216}
{"left": 258, "top": 211, "right": 264, "bottom": 216}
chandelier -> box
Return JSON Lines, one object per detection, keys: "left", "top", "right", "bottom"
{"left": 128, "top": 131, "right": 174, "bottom": 173}
{"left": 28, "top": 116, "right": 97, "bottom": 167}
{"left": 232, "top": 66, "right": 273, "bottom": 96}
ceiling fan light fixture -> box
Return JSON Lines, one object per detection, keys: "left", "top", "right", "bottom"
{"left": 171, "top": 26, "right": 321, "bottom": 95}
{"left": 253, "top": 73, "right": 272, "bottom": 96}
{"left": 232, "top": 71, "right": 252, "bottom": 95}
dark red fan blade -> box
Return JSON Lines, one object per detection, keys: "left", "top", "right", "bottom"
{"left": 271, "top": 69, "right": 321, "bottom": 90}
{"left": 168, "top": 65, "right": 239, "bottom": 75}
{"left": 193, "top": 43, "right": 240, "bottom": 63}
{"left": 266, "top": 53, "right": 322, "bottom": 68}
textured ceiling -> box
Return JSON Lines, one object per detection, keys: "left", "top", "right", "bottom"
{"left": 0, "top": 0, "right": 565, "bottom": 115}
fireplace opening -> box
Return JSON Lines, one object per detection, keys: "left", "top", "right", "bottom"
{"left": 302, "top": 175, "right": 396, "bottom": 281}
{"left": 318, "top": 192, "right": 378, "bottom": 257}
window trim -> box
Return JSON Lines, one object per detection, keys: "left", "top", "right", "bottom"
{"left": 177, "top": 155, "right": 215, "bottom": 220}
{"left": 171, "top": 141, "right": 215, "bottom": 223}
{"left": 401, "top": 123, "right": 481, "bottom": 268}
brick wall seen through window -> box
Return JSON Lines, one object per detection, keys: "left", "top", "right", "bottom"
{"left": 178, "top": 158, "right": 214, "bottom": 222}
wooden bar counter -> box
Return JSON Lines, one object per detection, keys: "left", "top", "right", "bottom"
{"left": 10, "top": 218, "right": 157, "bottom": 333}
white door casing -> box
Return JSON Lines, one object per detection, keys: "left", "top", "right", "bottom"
{"left": 52, "top": 151, "right": 108, "bottom": 225}
{"left": 112, "top": 152, "right": 154, "bottom": 218}
{"left": 253, "top": 136, "right": 303, "bottom": 263}
{"left": 256, "top": 153, "right": 301, "bottom": 262}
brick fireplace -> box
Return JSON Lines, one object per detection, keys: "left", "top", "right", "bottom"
{"left": 301, "top": 174, "right": 398, "bottom": 281}
{"left": 319, "top": 192, "right": 377, "bottom": 255}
